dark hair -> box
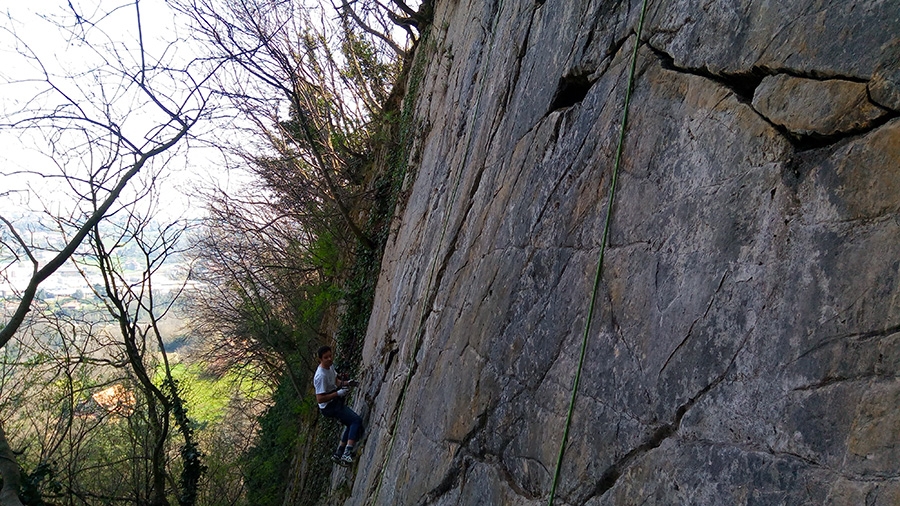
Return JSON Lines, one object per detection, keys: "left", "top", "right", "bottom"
{"left": 316, "top": 345, "right": 332, "bottom": 360}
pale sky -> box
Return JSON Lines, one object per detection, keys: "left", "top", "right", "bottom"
{"left": 0, "top": 0, "right": 245, "bottom": 221}
{"left": 1, "top": 0, "right": 414, "bottom": 224}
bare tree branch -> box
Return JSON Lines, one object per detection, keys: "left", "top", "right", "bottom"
{"left": 0, "top": 2, "right": 217, "bottom": 502}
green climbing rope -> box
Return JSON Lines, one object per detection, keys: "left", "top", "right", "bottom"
{"left": 546, "top": 1, "right": 650, "bottom": 504}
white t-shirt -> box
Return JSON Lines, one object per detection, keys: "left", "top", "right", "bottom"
{"left": 313, "top": 365, "right": 337, "bottom": 409}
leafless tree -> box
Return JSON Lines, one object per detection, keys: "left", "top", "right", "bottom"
{"left": 187, "top": 185, "right": 337, "bottom": 396}
{"left": 174, "top": 0, "right": 418, "bottom": 251}
{"left": 331, "top": 0, "right": 429, "bottom": 58}
{"left": 0, "top": 303, "right": 135, "bottom": 504}
{"left": 85, "top": 201, "right": 203, "bottom": 506}
{"left": 0, "top": 1, "right": 215, "bottom": 502}
{"left": 1, "top": 199, "right": 215, "bottom": 505}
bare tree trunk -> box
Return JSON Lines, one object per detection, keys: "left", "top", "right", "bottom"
{"left": 0, "top": 423, "right": 24, "bottom": 506}
{"left": 90, "top": 216, "right": 205, "bottom": 505}
{"left": 147, "top": 396, "right": 171, "bottom": 506}
{"left": 99, "top": 238, "right": 173, "bottom": 506}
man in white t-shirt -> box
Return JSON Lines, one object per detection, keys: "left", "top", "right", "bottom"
{"left": 314, "top": 345, "right": 363, "bottom": 466}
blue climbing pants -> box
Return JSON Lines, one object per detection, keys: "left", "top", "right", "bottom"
{"left": 321, "top": 398, "right": 363, "bottom": 442}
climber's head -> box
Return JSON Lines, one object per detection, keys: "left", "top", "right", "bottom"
{"left": 317, "top": 345, "right": 334, "bottom": 369}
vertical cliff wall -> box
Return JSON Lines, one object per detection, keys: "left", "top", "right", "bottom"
{"left": 340, "top": 0, "right": 900, "bottom": 504}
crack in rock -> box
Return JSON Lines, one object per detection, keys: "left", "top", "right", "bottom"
{"left": 574, "top": 329, "right": 754, "bottom": 504}
{"left": 646, "top": 42, "right": 900, "bottom": 151}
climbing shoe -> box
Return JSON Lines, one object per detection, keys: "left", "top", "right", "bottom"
{"left": 340, "top": 452, "right": 354, "bottom": 466}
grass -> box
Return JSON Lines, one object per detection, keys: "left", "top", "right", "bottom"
{"left": 158, "top": 362, "right": 272, "bottom": 428}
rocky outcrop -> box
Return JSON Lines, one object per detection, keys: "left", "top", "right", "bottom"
{"left": 870, "top": 41, "right": 900, "bottom": 111}
{"left": 336, "top": 0, "right": 900, "bottom": 504}
{"left": 752, "top": 75, "right": 888, "bottom": 137}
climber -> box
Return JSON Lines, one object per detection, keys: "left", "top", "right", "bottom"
{"left": 314, "top": 345, "right": 364, "bottom": 467}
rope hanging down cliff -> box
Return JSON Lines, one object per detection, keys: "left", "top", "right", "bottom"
{"left": 367, "top": 1, "right": 507, "bottom": 503}
{"left": 547, "top": 0, "right": 650, "bottom": 504}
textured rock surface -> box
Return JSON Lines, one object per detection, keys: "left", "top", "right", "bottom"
{"left": 752, "top": 75, "right": 888, "bottom": 137}
{"left": 336, "top": 0, "right": 900, "bottom": 504}
{"left": 870, "top": 41, "right": 900, "bottom": 111}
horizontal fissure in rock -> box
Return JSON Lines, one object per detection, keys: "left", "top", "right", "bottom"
{"left": 646, "top": 44, "right": 899, "bottom": 151}
{"left": 648, "top": 44, "right": 765, "bottom": 103}
{"left": 752, "top": 74, "right": 893, "bottom": 141}
{"left": 785, "top": 110, "right": 898, "bottom": 152}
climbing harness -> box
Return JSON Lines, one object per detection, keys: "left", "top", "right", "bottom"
{"left": 546, "top": 0, "right": 651, "bottom": 504}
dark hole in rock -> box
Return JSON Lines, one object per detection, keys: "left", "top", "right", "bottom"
{"left": 718, "top": 69, "right": 766, "bottom": 103}
{"left": 550, "top": 73, "right": 593, "bottom": 111}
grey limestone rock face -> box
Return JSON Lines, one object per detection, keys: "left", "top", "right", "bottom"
{"left": 339, "top": 0, "right": 900, "bottom": 504}
{"left": 870, "top": 40, "right": 900, "bottom": 112}
{"left": 752, "top": 75, "right": 889, "bottom": 137}
{"left": 648, "top": 0, "right": 900, "bottom": 79}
